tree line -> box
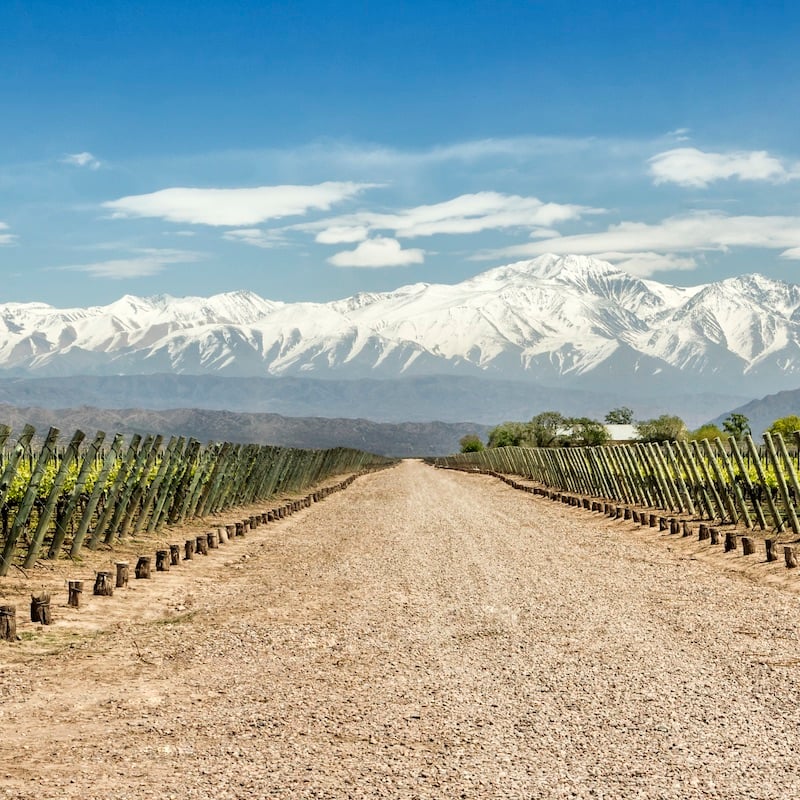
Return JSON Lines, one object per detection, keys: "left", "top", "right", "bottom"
{"left": 460, "top": 409, "right": 800, "bottom": 452}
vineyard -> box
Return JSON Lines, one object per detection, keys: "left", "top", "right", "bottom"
{"left": 0, "top": 422, "right": 391, "bottom": 576}
{"left": 434, "top": 432, "right": 800, "bottom": 536}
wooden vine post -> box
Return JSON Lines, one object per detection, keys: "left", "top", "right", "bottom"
{"left": 0, "top": 606, "right": 16, "bottom": 641}
{"left": 135, "top": 556, "right": 151, "bottom": 579}
{"left": 67, "top": 580, "right": 83, "bottom": 608}
{"left": 30, "top": 593, "right": 52, "bottom": 625}
{"left": 48, "top": 430, "right": 106, "bottom": 559}
{"left": 156, "top": 550, "right": 170, "bottom": 571}
{"left": 87, "top": 434, "right": 143, "bottom": 550}
{"left": 0, "top": 427, "right": 61, "bottom": 576}
{"left": 115, "top": 562, "right": 129, "bottom": 588}
{"left": 69, "top": 434, "right": 126, "bottom": 557}
{"left": 763, "top": 432, "right": 800, "bottom": 536}
{"left": 94, "top": 572, "right": 114, "bottom": 596}
{"left": 24, "top": 429, "right": 87, "bottom": 568}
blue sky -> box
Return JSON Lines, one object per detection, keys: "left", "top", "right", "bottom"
{"left": 1, "top": 0, "right": 799, "bottom": 306}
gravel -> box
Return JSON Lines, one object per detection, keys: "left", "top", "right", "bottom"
{"left": 1, "top": 459, "right": 800, "bottom": 799}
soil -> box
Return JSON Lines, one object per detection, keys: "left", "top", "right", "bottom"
{"left": 1, "top": 460, "right": 800, "bottom": 799}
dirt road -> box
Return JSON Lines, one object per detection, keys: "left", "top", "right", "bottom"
{"left": 2, "top": 460, "right": 800, "bottom": 799}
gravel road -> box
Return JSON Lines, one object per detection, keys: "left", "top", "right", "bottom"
{"left": 2, "top": 459, "right": 800, "bottom": 799}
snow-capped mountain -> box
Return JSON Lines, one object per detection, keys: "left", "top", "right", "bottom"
{"left": 3, "top": 254, "right": 800, "bottom": 395}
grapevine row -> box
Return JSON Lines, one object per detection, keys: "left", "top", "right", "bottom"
{"left": 0, "top": 423, "right": 392, "bottom": 576}
{"left": 434, "top": 432, "right": 800, "bottom": 535}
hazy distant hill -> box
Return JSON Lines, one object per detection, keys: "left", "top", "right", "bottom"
{"left": 711, "top": 389, "right": 800, "bottom": 437}
{"left": 0, "top": 373, "right": 746, "bottom": 429}
{"left": 0, "top": 404, "right": 490, "bottom": 458}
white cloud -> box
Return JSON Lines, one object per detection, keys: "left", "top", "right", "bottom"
{"left": 529, "top": 227, "right": 562, "bottom": 240}
{"left": 315, "top": 225, "right": 370, "bottom": 244}
{"left": 62, "top": 151, "right": 102, "bottom": 170}
{"left": 103, "top": 182, "right": 374, "bottom": 226}
{"left": 593, "top": 251, "right": 698, "bottom": 277}
{"left": 222, "top": 228, "right": 288, "bottom": 249}
{"left": 476, "top": 211, "right": 800, "bottom": 274}
{"left": 666, "top": 128, "right": 691, "bottom": 142}
{"left": 276, "top": 135, "right": 601, "bottom": 174}
{"left": 61, "top": 248, "right": 201, "bottom": 279}
{"left": 649, "top": 147, "right": 793, "bottom": 187}
{"left": 0, "top": 222, "right": 16, "bottom": 245}
{"left": 328, "top": 237, "right": 425, "bottom": 268}
{"left": 303, "top": 192, "right": 602, "bottom": 243}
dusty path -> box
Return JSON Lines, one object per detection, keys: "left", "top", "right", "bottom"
{"left": 2, "top": 460, "right": 800, "bottom": 799}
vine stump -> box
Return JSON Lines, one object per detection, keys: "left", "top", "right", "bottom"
{"left": 115, "top": 562, "right": 129, "bottom": 588}
{"left": 156, "top": 550, "right": 170, "bottom": 572}
{"left": 30, "top": 593, "right": 52, "bottom": 625}
{"left": 766, "top": 538, "right": 777, "bottom": 563}
{"left": 135, "top": 556, "right": 151, "bottom": 579}
{"left": 93, "top": 571, "right": 114, "bottom": 596}
{"left": 67, "top": 580, "right": 83, "bottom": 608}
{"left": 0, "top": 605, "right": 16, "bottom": 641}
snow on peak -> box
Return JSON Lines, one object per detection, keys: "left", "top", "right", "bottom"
{"left": 1, "top": 258, "right": 800, "bottom": 395}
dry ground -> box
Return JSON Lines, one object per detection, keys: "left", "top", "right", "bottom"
{"left": 1, "top": 460, "right": 800, "bottom": 799}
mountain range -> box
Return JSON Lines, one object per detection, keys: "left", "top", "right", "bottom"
{"left": 0, "top": 404, "right": 485, "bottom": 458}
{"left": 2, "top": 254, "right": 799, "bottom": 401}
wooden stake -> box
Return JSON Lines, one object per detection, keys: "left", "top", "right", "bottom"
{"left": 207, "top": 531, "right": 218, "bottom": 549}
{"left": 67, "top": 580, "right": 83, "bottom": 608}
{"left": 156, "top": 550, "right": 170, "bottom": 571}
{"left": 784, "top": 546, "right": 797, "bottom": 569}
{"left": 0, "top": 605, "right": 16, "bottom": 641}
{"left": 184, "top": 539, "right": 195, "bottom": 560}
{"left": 169, "top": 544, "right": 181, "bottom": 565}
{"left": 115, "top": 562, "right": 129, "bottom": 588}
{"left": 135, "top": 556, "right": 151, "bottom": 579}
{"left": 195, "top": 535, "right": 208, "bottom": 556}
{"left": 93, "top": 571, "right": 114, "bottom": 596}
{"left": 765, "top": 539, "right": 777, "bottom": 562}
{"left": 741, "top": 536, "right": 756, "bottom": 556}
{"left": 30, "top": 593, "right": 52, "bottom": 625}
{"left": 698, "top": 524, "right": 710, "bottom": 540}
{"left": 709, "top": 528, "right": 721, "bottom": 545}
{"left": 724, "top": 532, "right": 738, "bottom": 552}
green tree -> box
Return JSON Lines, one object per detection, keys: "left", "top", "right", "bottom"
{"left": 635, "top": 414, "right": 687, "bottom": 443}
{"left": 722, "top": 413, "right": 750, "bottom": 440}
{"left": 689, "top": 423, "right": 724, "bottom": 441}
{"left": 604, "top": 406, "right": 634, "bottom": 425}
{"left": 567, "top": 417, "right": 611, "bottom": 446}
{"left": 767, "top": 415, "right": 800, "bottom": 438}
{"left": 529, "top": 411, "right": 566, "bottom": 447}
{"left": 459, "top": 434, "right": 484, "bottom": 453}
{"left": 487, "top": 422, "right": 529, "bottom": 448}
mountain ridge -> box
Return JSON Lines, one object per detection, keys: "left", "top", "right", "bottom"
{"left": 3, "top": 254, "right": 800, "bottom": 396}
